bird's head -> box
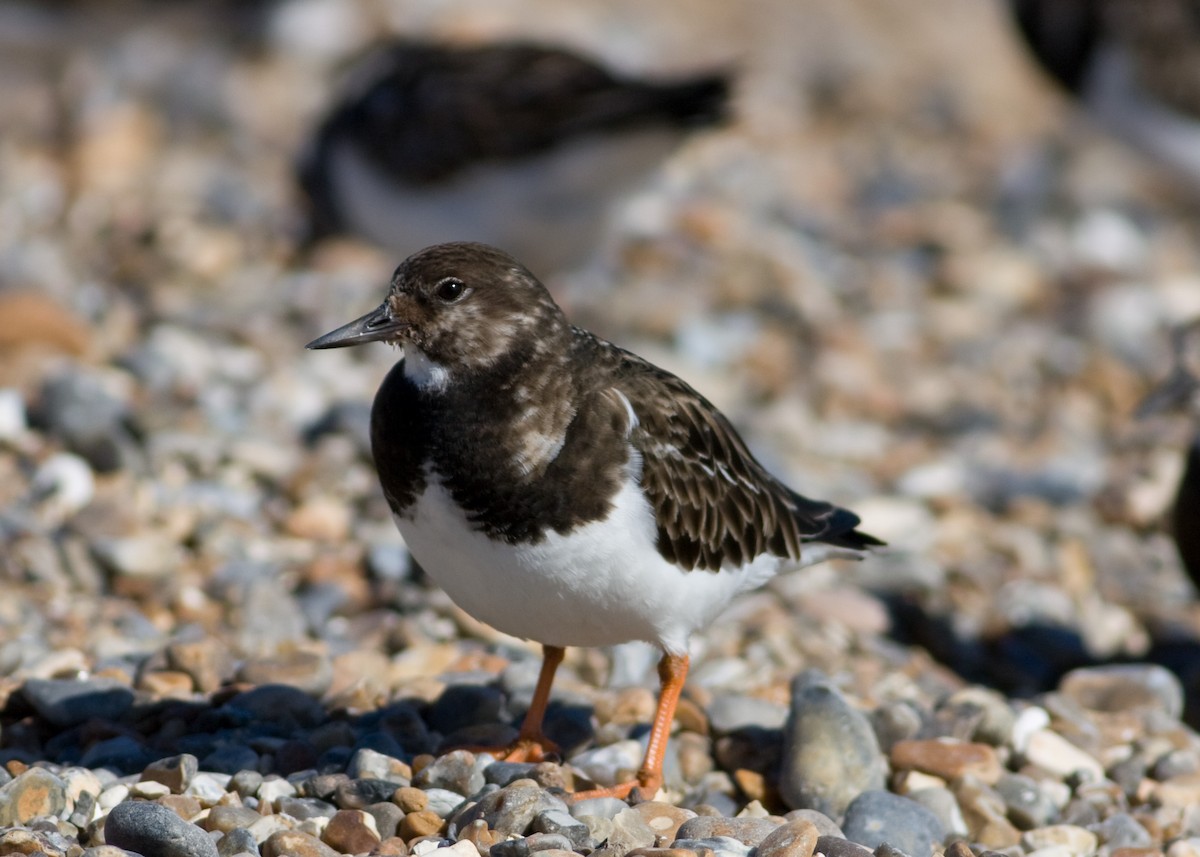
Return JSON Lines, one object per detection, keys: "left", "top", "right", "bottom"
{"left": 306, "top": 242, "right": 566, "bottom": 384}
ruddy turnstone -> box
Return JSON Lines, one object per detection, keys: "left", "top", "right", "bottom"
{"left": 1138, "top": 319, "right": 1200, "bottom": 587}
{"left": 307, "top": 242, "right": 882, "bottom": 798}
{"left": 1010, "top": 0, "right": 1200, "bottom": 185}
{"left": 298, "top": 41, "right": 728, "bottom": 274}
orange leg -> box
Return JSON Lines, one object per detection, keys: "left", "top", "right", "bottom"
{"left": 571, "top": 651, "right": 689, "bottom": 802}
{"left": 501, "top": 643, "right": 564, "bottom": 763}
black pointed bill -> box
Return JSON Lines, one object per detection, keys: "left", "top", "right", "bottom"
{"left": 306, "top": 303, "right": 408, "bottom": 349}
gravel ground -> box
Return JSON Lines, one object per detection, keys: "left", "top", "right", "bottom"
{"left": 3, "top": 1, "right": 1200, "bottom": 856}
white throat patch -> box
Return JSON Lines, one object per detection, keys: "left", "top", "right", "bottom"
{"left": 403, "top": 344, "right": 451, "bottom": 392}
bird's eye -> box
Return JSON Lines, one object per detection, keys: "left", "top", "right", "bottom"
{"left": 434, "top": 277, "right": 468, "bottom": 303}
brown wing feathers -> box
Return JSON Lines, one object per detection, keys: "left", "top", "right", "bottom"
{"left": 616, "top": 355, "right": 880, "bottom": 572}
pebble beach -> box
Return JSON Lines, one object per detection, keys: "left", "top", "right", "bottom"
{"left": 3, "top": 2, "right": 1200, "bottom": 856}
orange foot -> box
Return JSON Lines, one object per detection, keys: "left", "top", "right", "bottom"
{"left": 569, "top": 771, "right": 663, "bottom": 803}
{"left": 499, "top": 733, "right": 561, "bottom": 764}
{"left": 453, "top": 732, "right": 561, "bottom": 764}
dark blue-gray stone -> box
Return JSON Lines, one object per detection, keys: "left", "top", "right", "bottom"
{"left": 488, "top": 840, "right": 530, "bottom": 857}
{"left": 532, "top": 808, "right": 593, "bottom": 849}
{"left": 35, "top": 372, "right": 136, "bottom": 472}
{"left": 105, "top": 800, "right": 219, "bottom": 857}
{"left": 333, "top": 778, "right": 400, "bottom": 809}
{"left": 428, "top": 684, "right": 506, "bottom": 735}
{"left": 80, "top": 736, "right": 155, "bottom": 773}
{"left": 364, "top": 801, "right": 404, "bottom": 839}
{"left": 217, "top": 827, "right": 259, "bottom": 857}
{"left": 995, "top": 773, "right": 1056, "bottom": 829}
{"left": 224, "top": 684, "right": 325, "bottom": 729}
{"left": 199, "top": 743, "right": 259, "bottom": 775}
{"left": 1089, "top": 812, "right": 1153, "bottom": 850}
{"left": 277, "top": 796, "right": 337, "bottom": 821}
{"left": 22, "top": 678, "right": 134, "bottom": 728}
{"left": 842, "top": 790, "right": 945, "bottom": 857}
{"left": 485, "top": 761, "right": 538, "bottom": 787}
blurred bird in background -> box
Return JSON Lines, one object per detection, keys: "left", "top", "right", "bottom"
{"left": 1138, "top": 320, "right": 1200, "bottom": 590}
{"left": 1010, "top": 0, "right": 1200, "bottom": 185}
{"left": 297, "top": 41, "right": 730, "bottom": 275}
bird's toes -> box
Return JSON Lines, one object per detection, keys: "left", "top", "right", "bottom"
{"left": 501, "top": 734, "right": 561, "bottom": 764}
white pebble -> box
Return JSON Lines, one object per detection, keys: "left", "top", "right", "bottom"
{"left": 255, "top": 775, "right": 296, "bottom": 808}
{"left": 569, "top": 740, "right": 643, "bottom": 785}
{"left": 1024, "top": 847, "right": 1076, "bottom": 857}
{"left": 130, "top": 780, "right": 171, "bottom": 799}
{"left": 97, "top": 783, "right": 130, "bottom": 811}
{"left": 1168, "top": 838, "right": 1200, "bottom": 857}
{"left": 1071, "top": 208, "right": 1146, "bottom": 272}
{"left": 847, "top": 496, "right": 936, "bottom": 549}
{"left": 269, "top": 0, "right": 371, "bottom": 60}
{"left": 429, "top": 840, "right": 478, "bottom": 857}
{"left": 0, "top": 388, "right": 27, "bottom": 440}
{"left": 249, "top": 813, "right": 294, "bottom": 840}
{"left": 1022, "top": 729, "right": 1105, "bottom": 780}
{"left": 297, "top": 816, "right": 329, "bottom": 837}
{"left": 736, "top": 800, "right": 769, "bottom": 818}
{"left": 186, "top": 771, "right": 232, "bottom": 804}
{"left": 91, "top": 533, "right": 181, "bottom": 579}
{"left": 424, "top": 788, "right": 467, "bottom": 818}
{"left": 62, "top": 767, "right": 103, "bottom": 808}
{"left": 31, "top": 452, "right": 95, "bottom": 518}
{"left": 1040, "top": 778, "right": 1072, "bottom": 810}
{"left": 1011, "top": 705, "right": 1050, "bottom": 753}
{"left": 896, "top": 458, "right": 967, "bottom": 499}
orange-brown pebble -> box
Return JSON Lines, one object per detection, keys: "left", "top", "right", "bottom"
{"left": 447, "top": 649, "right": 511, "bottom": 675}
{"left": 891, "top": 739, "right": 1003, "bottom": 784}
{"left": 734, "top": 768, "right": 769, "bottom": 803}
{"left": 393, "top": 786, "right": 429, "bottom": 814}
{"left": 754, "top": 819, "right": 819, "bottom": 857}
{"left": 604, "top": 687, "right": 657, "bottom": 726}
{"left": 322, "top": 809, "right": 382, "bottom": 854}
{"left": 398, "top": 810, "right": 443, "bottom": 843}
{"left": 458, "top": 819, "right": 500, "bottom": 852}
{"left": 261, "top": 829, "right": 340, "bottom": 857}
{"left": 158, "top": 794, "right": 203, "bottom": 821}
{"left": 372, "top": 837, "right": 409, "bottom": 856}
{"left": 0, "top": 292, "right": 91, "bottom": 356}
{"left": 674, "top": 733, "right": 713, "bottom": 784}
{"left": 137, "top": 670, "right": 195, "bottom": 698}
{"left": 673, "top": 696, "right": 709, "bottom": 735}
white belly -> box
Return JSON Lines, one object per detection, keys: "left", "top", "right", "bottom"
{"left": 394, "top": 472, "right": 783, "bottom": 654}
